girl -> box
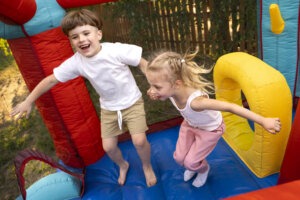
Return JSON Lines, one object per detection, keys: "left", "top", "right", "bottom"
{"left": 145, "top": 50, "right": 281, "bottom": 187}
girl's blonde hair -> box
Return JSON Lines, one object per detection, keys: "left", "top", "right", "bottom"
{"left": 61, "top": 9, "right": 103, "bottom": 36}
{"left": 147, "top": 48, "right": 214, "bottom": 94}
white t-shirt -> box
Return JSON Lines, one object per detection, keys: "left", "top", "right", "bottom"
{"left": 169, "top": 90, "right": 223, "bottom": 131}
{"left": 53, "top": 42, "right": 142, "bottom": 111}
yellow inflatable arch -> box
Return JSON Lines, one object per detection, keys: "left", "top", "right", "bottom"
{"left": 213, "top": 52, "right": 292, "bottom": 178}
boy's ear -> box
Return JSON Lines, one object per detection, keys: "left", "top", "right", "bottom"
{"left": 98, "top": 30, "right": 102, "bottom": 40}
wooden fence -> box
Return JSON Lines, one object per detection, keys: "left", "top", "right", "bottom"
{"left": 94, "top": 0, "right": 258, "bottom": 59}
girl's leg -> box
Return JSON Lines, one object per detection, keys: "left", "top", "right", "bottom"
{"left": 184, "top": 169, "right": 196, "bottom": 181}
{"left": 192, "top": 162, "right": 210, "bottom": 187}
{"left": 174, "top": 121, "right": 198, "bottom": 182}
{"left": 184, "top": 122, "right": 225, "bottom": 172}
{"left": 184, "top": 122, "right": 225, "bottom": 187}
{"left": 102, "top": 137, "right": 129, "bottom": 185}
{"left": 173, "top": 121, "right": 196, "bottom": 166}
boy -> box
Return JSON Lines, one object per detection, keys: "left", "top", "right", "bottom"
{"left": 11, "top": 9, "right": 157, "bottom": 187}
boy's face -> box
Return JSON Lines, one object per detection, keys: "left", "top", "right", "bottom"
{"left": 68, "top": 25, "right": 102, "bottom": 58}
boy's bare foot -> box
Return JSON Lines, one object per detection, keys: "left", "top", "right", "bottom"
{"left": 118, "top": 161, "right": 129, "bottom": 185}
{"left": 143, "top": 166, "right": 157, "bottom": 187}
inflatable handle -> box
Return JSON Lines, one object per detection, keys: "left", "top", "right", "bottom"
{"left": 213, "top": 52, "right": 292, "bottom": 177}
{"left": 269, "top": 4, "right": 285, "bottom": 34}
{"left": 14, "top": 149, "right": 85, "bottom": 200}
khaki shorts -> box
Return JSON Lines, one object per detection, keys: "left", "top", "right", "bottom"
{"left": 100, "top": 97, "right": 148, "bottom": 138}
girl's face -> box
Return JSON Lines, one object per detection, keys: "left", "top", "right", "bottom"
{"left": 146, "top": 71, "right": 176, "bottom": 101}
{"left": 68, "top": 25, "right": 102, "bottom": 58}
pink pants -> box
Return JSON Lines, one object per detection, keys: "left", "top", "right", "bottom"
{"left": 173, "top": 120, "right": 225, "bottom": 172}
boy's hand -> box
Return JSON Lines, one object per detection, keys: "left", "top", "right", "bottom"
{"left": 147, "top": 89, "right": 158, "bottom": 100}
{"left": 10, "top": 101, "right": 33, "bottom": 120}
{"left": 263, "top": 118, "right": 281, "bottom": 134}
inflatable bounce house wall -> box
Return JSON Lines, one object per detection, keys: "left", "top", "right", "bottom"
{"left": 258, "top": 0, "right": 300, "bottom": 99}
{"left": 1, "top": 0, "right": 300, "bottom": 199}
{"left": 213, "top": 52, "right": 292, "bottom": 178}
{"left": 256, "top": 0, "right": 300, "bottom": 183}
{"left": 0, "top": 0, "right": 115, "bottom": 168}
{"left": 224, "top": 0, "right": 300, "bottom": 199}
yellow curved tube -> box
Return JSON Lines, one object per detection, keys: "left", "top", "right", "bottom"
{"left": 213, "top": 52, "right": 292, "bottom": 177}
{"left": 270, "top": 4, "right": 285, "bottom": 34}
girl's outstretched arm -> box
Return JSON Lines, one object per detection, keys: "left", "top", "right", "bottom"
{"left": 191, "top": 97, "right": 281, "bottom": 134}
{"left": 11, "top": 74, "right": 59, "bottom": 120}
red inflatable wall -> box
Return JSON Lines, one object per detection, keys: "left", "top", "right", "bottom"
{"left": 278, "top": 101, "right": 300, "bottom": 184}
{"left": 0, "top": 0, "right": 36, "bottom": 24}
{"left": 57, "top": 0, "right": 116, "bottom": 8}
{"left": 8, "top": 27, "right": 104, "bottom": 168}
{"left": 224, "top": 180, "right": 300, "bottom": 200}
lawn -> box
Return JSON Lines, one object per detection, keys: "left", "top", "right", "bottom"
{"left": 0, "top": 63, "right": 56, "bottom": 200}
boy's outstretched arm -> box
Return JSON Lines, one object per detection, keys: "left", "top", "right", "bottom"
{"left": 138, "top": 58, "right": 148, "bottom": 74}
{"left": 11, "top": 74, "right": 59, "bottom": 120}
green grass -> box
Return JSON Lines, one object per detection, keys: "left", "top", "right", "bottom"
{"left": 0, "top": 112, "right": 56, "bottom": 200}
{"left": 0, "top": 64, "right": 55, "bottom": 200}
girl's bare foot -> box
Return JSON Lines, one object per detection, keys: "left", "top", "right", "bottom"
{"left": 118, "top": 161, "right": 129, "bottom": 185}
{"left": 143, "top": 166, "right": 157, "bottom": 187}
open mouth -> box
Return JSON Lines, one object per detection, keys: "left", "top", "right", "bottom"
{"left": 80, "top": 44, "right": 90, "bottom": 50}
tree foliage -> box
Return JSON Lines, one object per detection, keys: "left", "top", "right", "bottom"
{"left": 101, "top": 0, "right": 258, "bottom": 59}
{"left": 0, "top": 39, "right": 13, "bottom": 69}
{"left": 0, "top": 39, "right": 11, "bottom": 56}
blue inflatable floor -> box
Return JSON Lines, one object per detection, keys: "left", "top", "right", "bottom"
{"left": 83, "top": 126, "right": 278, "bottom": 200}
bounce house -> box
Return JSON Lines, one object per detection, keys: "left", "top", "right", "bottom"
{"left": 1, "top": 0, "right": 300, "bottom": 199}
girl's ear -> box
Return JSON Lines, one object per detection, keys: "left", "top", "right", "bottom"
{"left": 174, "top": 79, "right": 183, "bottom": 88}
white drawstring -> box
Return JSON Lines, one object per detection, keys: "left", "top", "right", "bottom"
{"left": 117, "top": 110, "right": 123, "bottom": 130}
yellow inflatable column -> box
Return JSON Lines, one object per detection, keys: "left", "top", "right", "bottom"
{"left": 213, "top": 52, "right": 292, "bottom": 178}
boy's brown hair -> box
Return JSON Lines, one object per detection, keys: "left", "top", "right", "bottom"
{"left": 61, "top": 9, "right": 103, "bottom": 36}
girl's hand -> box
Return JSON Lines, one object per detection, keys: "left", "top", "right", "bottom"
{"left": 147, "top": 89, "right": 158, "bottom": 100}
{"left": 262, "top": 118, "right": 281, "bottom": 134}
{"left": 10, "top": 101, "right": 33, "bottom": 120}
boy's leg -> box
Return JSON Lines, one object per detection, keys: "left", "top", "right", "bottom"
{"left": 102, "top": 136, "right": 129, "bottom": 185}
{"left": 123, "top": 97, "right": 156, "bottom": 186}
{"left": 131, "top": 133, "right": 157, "bottom": 187}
